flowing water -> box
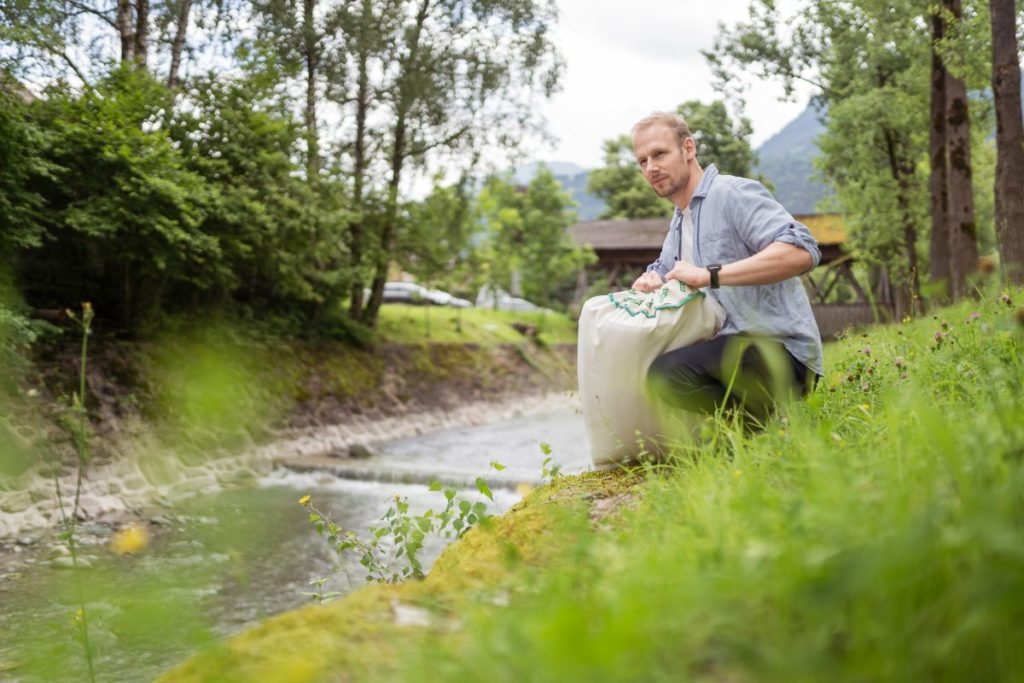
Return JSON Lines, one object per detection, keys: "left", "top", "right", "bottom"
{"left": 0, "top": 405, "right": 589, "bottom": 682}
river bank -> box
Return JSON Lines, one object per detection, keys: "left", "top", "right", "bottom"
{"left": 0, "top": 325, "right": 578, "bottom": 540}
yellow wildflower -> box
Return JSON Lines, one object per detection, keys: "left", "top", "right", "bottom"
{"left": 110, "top": 525, "right": 149, "bottom": 555}
{"left": 299, "top": 494, "right": 311, "bottom": 506}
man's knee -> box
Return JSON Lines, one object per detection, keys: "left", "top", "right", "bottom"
{"left": 646, "top": 346, "right": 723, "bottom": 412}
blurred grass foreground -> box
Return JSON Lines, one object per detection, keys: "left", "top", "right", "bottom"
{"left": 163, "top": 286, "right": 1024, "bottom": 683}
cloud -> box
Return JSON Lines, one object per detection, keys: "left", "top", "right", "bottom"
{"left": 531, "top": 0, "right": 814, "bottom": 168}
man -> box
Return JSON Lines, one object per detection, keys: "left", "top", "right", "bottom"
{"left": 631, "top": 112, "right": 823, "bottom": 423}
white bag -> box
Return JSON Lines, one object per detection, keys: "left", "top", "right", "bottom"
{"left": 577, "top": 282, "right": 722, "bottom": 468}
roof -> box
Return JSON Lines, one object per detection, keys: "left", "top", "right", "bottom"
{"left": 569, "top": 213, "right": 847, "bottom": 251}
{"left": 568, "top": 219, "right": 669, "bottom": 250}
{"left": 795, "top": 213, "right": 846, "bottom": 245}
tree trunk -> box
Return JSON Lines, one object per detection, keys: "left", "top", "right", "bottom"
{"left": 348, "top": 41, "right": 371, "bottom": 319}
{"left": 116, "top": 0, "right": 134, "bottom": 62}
{"left": 990, "top": 0, "right": 1024, "bottom": 283}
{"left": 167, "top": 0, "right": 193, "bottom": 88}
{"left": 133, "top": 0, "right": 149, "bottom": 67}
{"left": 928, "top": 11, "right": 951, "bottom": 300}
{"left": 303, "top": 0, "right": 320, "bottom": 178}
{"left": 364, "top": 112, "right": 408, "bottom": 327}
{"left": 944, "top": 0, "right": 978, "bottom": 299}
{"left": 363, "top": 0, "right": 432, "bottom": 328}
{"left": 883, "top": 127, "right": 924, "bottom": 316}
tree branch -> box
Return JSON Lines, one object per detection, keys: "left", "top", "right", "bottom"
{"left": 62, "top": 0, "right": 117, "bottom": 28}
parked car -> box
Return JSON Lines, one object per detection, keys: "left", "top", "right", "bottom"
{"left": 475, "top": 285, "right": 543, "bottom": 312}
{"left": 382, "top": 282, "right": 472, "bottom": 307}
{"left": 382, "top": 281, "right": 429, "bottom": 304}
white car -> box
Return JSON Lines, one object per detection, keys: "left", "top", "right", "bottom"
{"left": 382, "top": 281, "right": 429, "bottom": 304}
{"left": 382, "top": 282, "right": 472, "bottom": 307}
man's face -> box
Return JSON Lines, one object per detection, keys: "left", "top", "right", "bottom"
{"left": 633, "top": 124, "right": 692, "bottom": 201}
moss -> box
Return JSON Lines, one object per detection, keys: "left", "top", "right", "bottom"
{"left": 158, "top": 469, "right": 641, "bottom": 682}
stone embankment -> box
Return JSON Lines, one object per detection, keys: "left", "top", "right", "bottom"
{"left": 0, "top": 340, "right": 577, "bottom": 539}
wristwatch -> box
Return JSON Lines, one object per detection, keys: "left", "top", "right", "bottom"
{"left": 707, "top": 264, "right": 722, "bottom": 289}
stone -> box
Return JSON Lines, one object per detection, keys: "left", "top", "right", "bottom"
{"left": 49, "top": 555, "right": 91, "bottom": 569}
{"left": 348, "top": 444, "right": 374, "bottom": 459}
{"left": 0, "top": 491, "right": 32, "bottom": 514}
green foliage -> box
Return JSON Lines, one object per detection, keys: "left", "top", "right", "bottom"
{"left": 0, "top": 89, "right": 49, "bottom": 252}
{"left": 396, "top": 284, "right": 1024, "bottom": 683}
{"left": 477, "top": 166, "right": 595, "bottom": 309}
{"left": 707, "top": 0, "right": 997, "bottom": 294}
{"left": 301, "top": 473, "right": 500, "bottom": 586}
{"left": 20, "top": 67, "right": 215, "bottom": 325}
{"left": 677, "top": 99, "right": 759, "bottom": 178}
{"left": 168, "top": 62, "right": 352, "bottom": 315}
{"left": 398, "top": 177, "right": 477, "bottom": 294}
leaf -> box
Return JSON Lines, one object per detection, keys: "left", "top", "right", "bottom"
{"left": 429, "top": 480, "right": 442, "bottom": 492}
{"left": 490, "top": 461, "right": 506, "bottom": 471}
{"left": 539, "top": 442, "right": 552, "bottom": 456}
{"left": 475, "top": 477, "right": 494, "bottom": 501}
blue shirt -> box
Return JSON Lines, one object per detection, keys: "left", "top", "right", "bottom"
{"left": 646, "top": 164, "right": 824, "bottom": 376}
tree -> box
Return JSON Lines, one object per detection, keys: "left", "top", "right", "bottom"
{"left": 990, "top": 0, "right": 1024, "bottom": 282}
{"left": 19, "top": 67, "right": 215, "bottom": 325}
{"left": 943, "top": 0, "right": 980, "bottom": 299}
{"left": 929, "top": 10, "right": 951, "bottom": 296}
{"left": 252, "top": 0, "right": 345, "bottom": 178}
{"left": 168, "top": 58, "right": 352, "bottom": 317}
{"left": 0, "top": 86, "right": 49, "bottom": 254}
{"left": 398, "top": 177, "right": 476, "bottom": 293}
{"left": 706, "top": 0, "right": 992, "bottom": 314}
{"left": 357, "top": 0, "right": 562, "bottom": 328}
{"left": 477, "top": 168, "right": 593, "bottom": 309}
{"left": 166, "top": 0, "right": 194, "bottom": 88}
{"left": 678, "top": 99, "right": 758, "bottom": 177}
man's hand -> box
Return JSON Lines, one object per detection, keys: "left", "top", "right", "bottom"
{"left": 631, "top": 271, "right": 664, "bottom": 292}
{"left": 666, "top": 261, "right": 711, "bottom": 289}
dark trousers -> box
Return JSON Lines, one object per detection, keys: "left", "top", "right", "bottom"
{"left": 647, "top": 334, "right": 815, "bottom": 424}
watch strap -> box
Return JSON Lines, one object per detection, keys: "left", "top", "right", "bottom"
{"left": 707, "top": 264, "right": 722, "bottom": 289}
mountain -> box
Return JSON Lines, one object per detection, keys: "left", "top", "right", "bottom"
{"left": 512, "top": 162, "right": 607, "bottom": 221}
{"left": 753, "top": 104, "right": 832, "bottom": 214}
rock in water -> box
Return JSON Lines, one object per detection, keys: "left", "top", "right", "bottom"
{"left": 348, "top": 444, "right": 373, "bottom": 459}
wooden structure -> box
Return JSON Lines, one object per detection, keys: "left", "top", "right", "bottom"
{"left": 568, "top": 213, "right": 891, "bottom": 338}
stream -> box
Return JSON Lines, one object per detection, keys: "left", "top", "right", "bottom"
{"left": 0, "top": 404, "right": 589, "bottom": 682}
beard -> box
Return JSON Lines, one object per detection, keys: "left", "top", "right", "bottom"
{"left": 652, "top": 175, "right": 686, "bottom": 199}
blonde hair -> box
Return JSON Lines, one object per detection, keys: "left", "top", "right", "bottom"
{"left": 631, "top": 112, "right": 692, "bottom": 145}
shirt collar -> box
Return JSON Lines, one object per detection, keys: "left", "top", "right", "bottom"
{"left": 673, "top": 164, "right": 719, "bottom": 218}
{"left": 691, "top": 163, "right": 719, "bottom": 200}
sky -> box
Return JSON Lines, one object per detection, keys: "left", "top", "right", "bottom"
{"left": 530, "top": 0, "right": 814, "bottom": 170}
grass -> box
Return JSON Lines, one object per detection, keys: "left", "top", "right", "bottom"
{"left": 161, "top": 284, "right": 1024, "bottom": 682}
{"left": 374, "top": 305, "right": 578, "bottom": 346}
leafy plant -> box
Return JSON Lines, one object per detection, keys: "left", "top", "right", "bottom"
{"left": 299, "top": 462, "right": 505, "bottom": 590}
{"left": 539, "top": 442, "right": 563, "bottom": 482}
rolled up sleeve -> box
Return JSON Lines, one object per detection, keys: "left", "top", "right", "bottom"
{"left": 729, "top": 180, "right": 821, "bottom": 268}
